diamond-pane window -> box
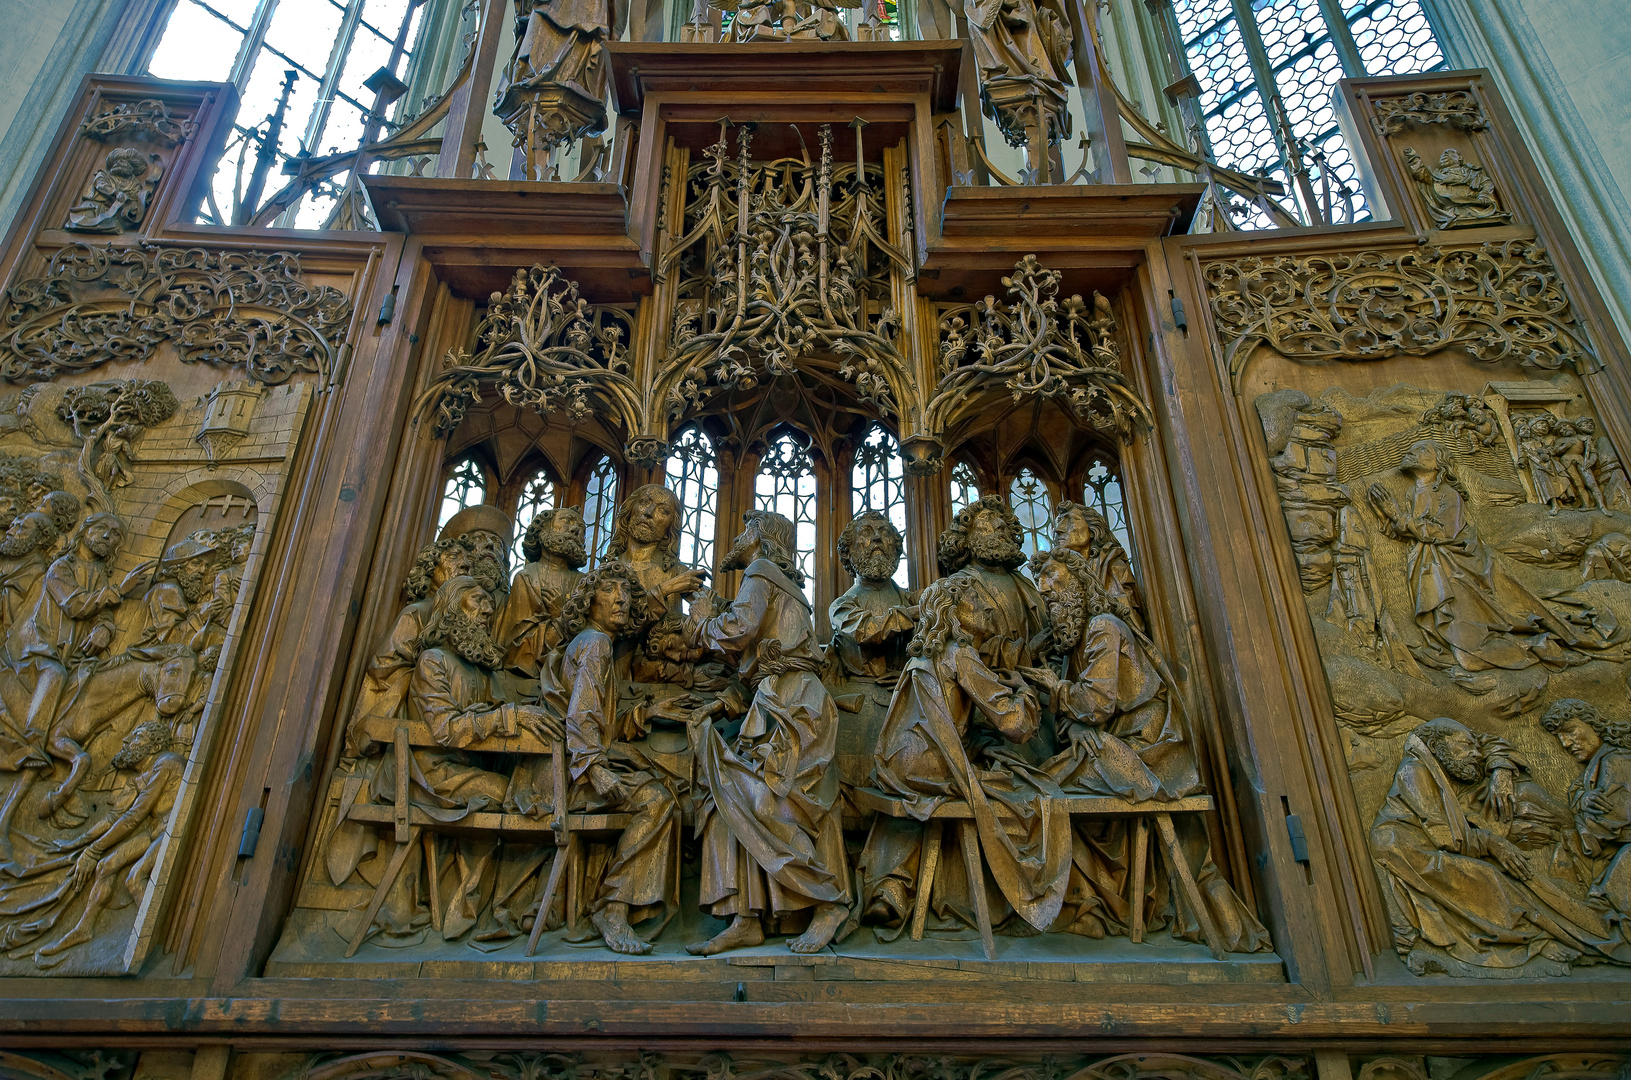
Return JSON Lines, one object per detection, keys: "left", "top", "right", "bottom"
{"left": 666, "top": 425, "right": 719, "bottom": 573}
{"left": 852, "top": 426, "right": 908, "bottom": 588}
{"left": 1008, "top": 467, "right": 1054, "bottom": 560}
{"left": 583, "top": 455, "right": 619, "bottom": 566}
{"left": 511, "top": 469, "right": 558, "bottom": 574}
{"left": 438, "top": 458, "right": 486, "bottom": 530}
{"left": 755, "top": 430, "right": 818, "bottom": 603}
{"left": 950, "top": 461, "right": 980, "bottom": 518}
{"left": 1084, "top": 456, "right": 1133, "bottom": 558}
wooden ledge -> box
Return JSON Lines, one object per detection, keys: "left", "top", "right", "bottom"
{"left": 363, "top": 176, "right": 632, "bottom": 237}
{"left": 851, "top": 787, "right": 1215, "bottom": 818}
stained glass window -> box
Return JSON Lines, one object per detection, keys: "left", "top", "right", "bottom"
{"left": 755, "top": 430, "right": 818, "bottom": 602}
{"left": 1008, "top": 467, "right": 1053, "bottom": 560}
{"left": 1083, "top": 455, "right": 1133, "bottom": 557}
{"left": 950, "top": 461, "right": 980, "bottom": 517}
{"left": 1169, "top": 0, "right": 1443, "bottom": 228}
{"left": 583, "top": 454, "right": 618, "bottom": 566}
{"left": 511, "top": 469, "right": 558, "bottom": 574}
{"left": 851, "top": 426, "right": 909, "bottom": 587}
{"left": 438, "top": 457, "right": 486, "bottom": 530}
{"left": 146, "top": 0, "right": 434, "bottom": 228}
{"left": 666, "top": 425, "right": 719, "bottom": 573}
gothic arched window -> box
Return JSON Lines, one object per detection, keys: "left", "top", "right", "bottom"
{"left": 666, "top": 425, "right": 719, "bottom": 572}
{"left": 1168, "top": 0, "right": 1444, "bottom": 227}
{"left": 1008, "top": 467, "right": 1053, "bottom": 559}
{"left": 438, "top": 457, "right": 486, "bottom": 530}
{"left": 755, "top": 430, "right": 818, "bottom": 601}
{"left": 1083, "top": 454, "right": 1133, "bottom": 556}
{"left": 949, "top": 460, "right": 981, "bottom": 518}
{"left": 852, "top": 426, "right": 908, "bottom": 587}
{"left": 583, "top": 454, "right": 618, "bottom": 565}
{"left": 511, "top": 469, "right": 558, "bottom": 573}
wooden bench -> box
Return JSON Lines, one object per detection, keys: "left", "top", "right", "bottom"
{"left": 850, "top": 788, "right": 1223, "bottom": 961}
{"left": 339, "top": 715, "right": 631, "bottom": 957}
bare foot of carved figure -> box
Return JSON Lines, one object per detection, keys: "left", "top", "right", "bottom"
{"left": 687, "top": 914, "right": 765, "bottom": 956}
{"left": 787, "top": 901, "right": 847, "bottom": 954}
{"left": 592, "top": 902, "right": 653, "bottom": 955}
{"left": 34, "top": 922, "right": 94, "bottom": 966}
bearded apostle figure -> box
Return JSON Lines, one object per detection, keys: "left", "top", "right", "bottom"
{"left": 681, "top": 510, "right": 851, "bottom": 955}
{"left": 494, "top": 506, "right": 587, "bottom": 676}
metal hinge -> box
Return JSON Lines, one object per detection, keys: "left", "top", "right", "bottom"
{"left": 1285, "top": 813, "right": 1310, "bottom": 866}
{"left": 238, "top": 806, "right": 265, "bottom": 859}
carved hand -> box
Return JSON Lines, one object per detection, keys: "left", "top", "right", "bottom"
{"left": 1485, "top": 767, "right": 1517, "bottom": 823}
{"left": 1017, "top": 665, "right": 1059, "bottom": 695}
{"left": 1489, "top": 836, "right": 1531, "bottom": 880}
{"left": 515, "top": 706, "right": 564, "bottom": 743}
{"left": 69, "top": 848, "right": 100, "bottom": 891}
{"left": 82, "top": 625, "right": 113, "bottom": 655}
{"left": 662, "top": 569, "right": 708, "bottom": 600}
{"left": 1582, "top": 790, "right": 1615, "bottom": 816}
{"left": 588, "top": 763, "right": 629, "bottom": 803}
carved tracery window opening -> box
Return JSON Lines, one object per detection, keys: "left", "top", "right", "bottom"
{"left": 851, "top": 425, "right": 909, "bottom": 588}
{"left": 755, "top": 428, "right": 819, "bottom": 603}
{"left": 666, "top": 424, "right": 719, "bottom": 574}
{"left": 1008, "top": 466, "right": 1053, "bottom": 560}
{"left": 949, "top": 459, "right": 981, "bottom": 518}
{"left": 1083, "top": 453, "right": 1133, "bottom": 557}
{"left": 583, "top": 453, "right": 619, "bottom": 566}
{"left": 511, "top": 467, "right": 559, "bottom": 574}
{"left": 438, "top": 456, "right": 487, "bottom": 530}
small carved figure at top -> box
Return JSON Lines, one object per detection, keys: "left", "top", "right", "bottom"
{"left": 1051, "top": 500, "right": 1144, "bottom": 635}
{"left": 1421, "top": 392, "right": 1500, "bottom": 447}
{"left": 64, "top": 148, "right": 160, "bottom": 234}
{"left": 966, "top": 0, "right": 1074, "bottom": 146}
{"left": 1514, "top": 413, "right": 1576, "bottom": 514}
{"left": 494, "top": 506, "right": 587, "bottom": 676}
{"left": 936, "top": 495, "right": 1049, "bottom": 670}
{"left": 1554, "top": 419, "right": 1611, "bottom": 516}
{"left": 829, "top": 510, "right": 917, "bottom": 685}
{"left": 493, "top": 0, "right": 613, "bottom": 150}
{"left": 1402, "top": 147, "right": 1511, "bottom": 230}
{"left": 715, "top": 0, "right": 861, "bottom": 40}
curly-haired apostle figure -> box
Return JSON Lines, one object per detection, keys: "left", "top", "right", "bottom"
{"left": 936, "top": 495, "right": 1048, "bottom": 671}
{"left": 829, "top": 510, "right": 917, "bottom": 683}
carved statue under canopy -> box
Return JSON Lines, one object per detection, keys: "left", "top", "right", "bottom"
{"left": 936, "top": 495, "right": 1049, "bottom": 673}
{"left": 965, "top": 0, "right": 1074, "bottom": 146}
{"left": 1402, "top": 147, "right": 1510, "bottom": 229}
{"left": 439, "top": 504, "right": 515, "bottom": 605}
{"left": 829, "top": 510, "right": 917, "bottom": 683}
{"left": 493, "top": 0, "right": 614, "bottom": 153}
{"left": 1051, "top": 500, "right": 1144, "bottom": 636}
{"left": 604, "top": 484, "right": 713, "bottom": 687}
{"left": 495, "top": 505, "right": 587, "bottom": 676}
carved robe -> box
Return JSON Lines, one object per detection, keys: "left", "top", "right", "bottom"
{"left": 965, "top": 0, "right": 1072, "bottom": 85}
{"left": 962, "top": 564, "right": 1049, "bottom": 672}
{"left": 506, "top": 0, "right": 610, "bottom": 101}
{"left": 860, "top": 642, "right": 1069, "bottom": 932}
{"left": 6, "top": 552, "right": 119, "bottom": 675}
{"left": 691, "top": 558, "right": 850, "bottom": 918}
{"left": 384, "top": 646, "right": 521, "bottom": 809}
{"left": 495, "top": 559, "right": 581, "bottom": 676}
{"left": 0, "top": 549, "right": 50, "bottom": 636}
{"left": 345, "top": 599, "right": 431, "bottom": 755}
{"left": 828, "top": 579, "right": 915, "bottom": 680}
{"left": 1571, "top": 743, "right": 1631, "bottom": 933}
{"left": 1087, "top": 545, "right": 1145, "bottom": 636}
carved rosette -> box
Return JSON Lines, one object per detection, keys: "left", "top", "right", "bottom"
{"left": 2, "top": 243, "right": 351, "bottom": 384}
{"left": 926, "top": 255, "right": 1148, "bottom": 442}
{"left": 1203, "top": 240, "right": 1596, "bottom": 386}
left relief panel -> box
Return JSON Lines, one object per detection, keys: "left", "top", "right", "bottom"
{"left": 0, "top": 81, "right": 358, "bottom": 975}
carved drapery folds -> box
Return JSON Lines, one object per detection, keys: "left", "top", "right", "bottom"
{"left": 415, "top": 264, "right": 636, "bottom": 437}
{"left": 1204, "top": 240, "right": 1597, "bottom": 386}
{"left": 658, "top": 122, "right": 913, "bottom": 428}
{"left": 2, "top": 243, "right": 352, "bottom": 385}
{"left": 929, "top": 254, "right": 1146, "bottom": 442}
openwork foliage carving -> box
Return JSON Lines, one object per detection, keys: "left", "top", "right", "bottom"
{"left": 415, "top": 264, "right": 636, "bottom": 435}
{"left": 78, "top": 98, "right": 197, "bottom": 145}
{"left": 1370, "top": 90, "right": 1488, "bottom": 135}
{"left": 1203, "top": 240, "right": 1596, "bottom": 386}
{"left": 2, "top": 243, "right": 351, "bottom": 384}
{"left": 929, "top": 255, "right": 1147, "bottom": 441}
{"left": 660, "top": 122, "right": 913, "bottom": 422}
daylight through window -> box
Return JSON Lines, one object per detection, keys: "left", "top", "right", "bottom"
{"left": 583, "top": 454, "right": 619, "bottom": 565}
{"left": 755, "top": 430, "right": 819, "bottom": 602}
{"left": 511, "top": 469, "right": 558, "bottom": 573}
{"left": 1008, "top": 467, "right": 1053, "bottom": 560}
{"left": 438, "top": 457, "right": 486, "bottom": 530}
{"left": 666, "top": 426, "right": 720, "bottom": 573}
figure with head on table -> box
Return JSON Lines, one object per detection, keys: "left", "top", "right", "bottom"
{"left": 1020, "top": 549, "right": 1269, "bottom": 951}
{"left": 681, "top": 510, "right": 851, "bottom": 956}
{"left": 546, "top": 560, "right": 684, "bottom": 954}
{"left": 829, "top": 510, "right": 917, "bottom": 685}
{"left": 936, "top": 495, "right": 1048, "bottom": 671}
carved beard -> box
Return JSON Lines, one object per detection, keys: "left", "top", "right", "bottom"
{"left": 86, "top": 536, "right": 118, "bottom": 561}
{"left": 1435, "top": 747, "right": 1483, "bottom": 783}
{"left": 0, "top": 533, "right": 38, "bottom": 557}
{"left": 1045, "top": 587, "right": 1087, "bottom": 653}
{"left": 968, "top": 529, "right": 1025, "bottom": 570}
{"left": 851, "top": 546, "right": 900, "bottom": 583}
{"left": 720, "top": 533, "right": 757, "bottom": 573}
{"left": 468, "top": 554, "right": 505, "bottom": 593}
{"left": 443, "top": 611, "right": 506, "bottom": 670}
{"left": 537, "top": 529, "right": 588, "bottom": 570}
{"left": 174, "top": 565, "right": 207, "bottom": 603}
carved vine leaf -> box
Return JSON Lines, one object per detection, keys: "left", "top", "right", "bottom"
{"left": 927, "top": 254, "right": 1148, "bottom": 442}
{"left": 1370, "top": 91, "right": 1488, "bottom": 135}
{"left": 2, "top": 243, "right": 351, "bottom": 385}
{"left": 658, "top": 123, "right": 915, "bottom": 426}
{"left": 413, "top": 264, "right": 637, "bottom": 437}
{"left": 78, "top": 98, "right": 198, "bottom": 145}
{"left": 1202, "top": 240, "right": 1597, "bottom": 386}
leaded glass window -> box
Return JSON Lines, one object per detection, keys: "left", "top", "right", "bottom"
{"left": 511, "top": 469, "right": 558, "bottom": 574}
{"left": 145, "top": 0, "right": 433, "bottom": 228}
{"left": 851, "top": 426, "right": 909, "bottom": 587}
{"left": 1008, "top": 467, "right": 1053, "bottom": 560}
{"left": 583, "top": 454, "right": 618, "bottom": 566}
{"left": 438, "top": 457, "right": 486, "bottom": 530}
{"left": 1083, "top": 455, "right": 1133, "bottom": 557}
{"left": 950, "top": 461, "right": 980, "bottom": 517}
{"left": 1170, "top": 0, "right": 1444, "bottom": 228}
{"left": 666, "top": 426, "right": 719, "bottom": 573}
{"left": 755, "top": 430, "right": 818, "bottom": 602}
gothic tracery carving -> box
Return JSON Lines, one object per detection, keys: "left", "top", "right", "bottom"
{"left": 1369, "top": 91, "right": 1489, "bottom": 135}
{"left": 77, "top": 98, "right": 197, "bottom": 145}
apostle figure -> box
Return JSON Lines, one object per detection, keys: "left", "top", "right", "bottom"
{"left": 604, "top": 484, "right": 710, "bottom": 684}
{"left": 828, "top": 510, "right": 917, "bottom": 683}
{"left": 0, "top": 512, "right": 60, "bottom": 634}
{"left": 1367, "top": 440, "right": 1600, "bottom": 673}
{"left": 682, "top": 510, "right": 851, "bottom": 955}
{"left": 1051, "top": 500, "right": 1144, "bottom": 635}
{"left": 1371, "top": 717, "right": 1630, "bottom": 975}
{"left": 1402, "top": 147, "right": 1509, "bottom": 229}
{"left": 439, "top": 504, "right": 515, "bottom": 605}
{"left": 495, "top": 506, "right": 587, "bottom": 676}
{"left": 549, "top": 561, "right": 683, "bottom": 953}
{"left": 936, "top": 495, "right": 1048, "bottom": 671}
{"left": 966, "top": 0, "right": 1072, "bottom": 88}
{"left": 1542, "top": 700, "right": 1631, "bottom": 937}
{"left": 64, "top": 148, "right": 161, "bottom": 234}
{"left": 859, "top": 569, "right": 1070, "bottom": 935}
{"left": 1021, "top": 549, "right": 1270, "bottom": 951}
